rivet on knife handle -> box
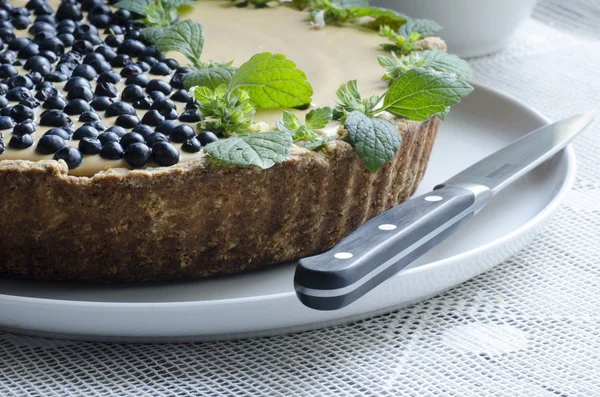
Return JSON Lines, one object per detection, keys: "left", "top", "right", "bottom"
{"left": 294, "top": 185, "right": 490, "bottom": 311}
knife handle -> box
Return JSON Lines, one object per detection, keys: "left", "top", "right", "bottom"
{"left": 294, "top": 184, "right": 490, "bottom": 311}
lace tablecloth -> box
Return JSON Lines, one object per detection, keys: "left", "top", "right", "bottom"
{"left": 2, "top": 1, "right": 600, "bottom": 395}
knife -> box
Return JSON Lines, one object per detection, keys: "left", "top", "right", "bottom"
{"left": 294, "top": 112, "right": 595, "bottom": 311}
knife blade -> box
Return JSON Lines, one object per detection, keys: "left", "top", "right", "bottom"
{"left": 294, "top": 112, "right": 595, "bottom": 311}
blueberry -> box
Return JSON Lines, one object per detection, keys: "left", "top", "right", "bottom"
{"left": 110, "top": 54, "right": 130, "bottom": 67}
{"left": 40, "top": 109, "right": 72, "bottom": 127}
{"left": 117, "top": 39, "right": 145, "bottom": 57}
{"left": 78, "top": 110, "right": 100, "bottom": 122}
{"left": 0, "top": 97, "right": 8, "bottom": 109}
{"left": 162, "top": 108, "right": 179, "bottom": 120}
{"left": 12, "top": 120, "right": 36, "bottom": 135}
{"left": 94, "top": 81, "right": 119, "bottom": 98}
{"left": 105, "top": 125, "right": 127, "bottom": 137}
{"left": 121, "top": 84, "right": 145, "bottom": 103}
{"left": 120, "top": 132, "right": 145, "bottom": 148}
{"left": 120, "top": 64, "right": 142, "bottom": 78}
{"left": 104, "top": 24, "right": 123, "bottom": 35}
{"left": 88, "top": 14, "right": 111, "bottom": 28}
{"left": 0, "top": 107, "right": 12, "bottom": 117}
{"left": 112, "top": 9, "right": 130, "bottom": 24}
{"left": 155, "top": 120, "right": 179, "bottom": 135}
{"left": 23, "top": 55, "right": 51, "bottom": 75}
{"left": 44, "top": 72, "right": 68, "bottom": 82}
{"left": 146, "top": 132, "right": 169, "bottom": 147}
{"left": 181, "top": 136, "right": 201, "bottom": 153}
{"left": 53, "top": 146, "right": 83, "bottom": 169}
{"left": 28, "top": 21, "right": 55, "bottom": 36}
{"left": 73, "top": 125, "right": 98, "bottom": 140}
{"left": 0, "top": 142, "right": 4, "bottom": 155}
{"left": 125, "top": 73, "right": 149, "bottom": 88}
{"left": 84, "top": 121, "right": 106, "bottom": 132}
{"left": 67, "top": 85, "right": 94, "bottom": 102}
{"left": 0, "top": 64, "right": 18, "bottom": 78}
{"left": 169, "top": 73, "right": 186, "bottom": 89}
{"left": 8, "top": 75, "right": 33, "bottom": 89}
{"left": 73, "top": 24, "right": 98, "bottom": 38}
{"left": 152, "top": 141, "right": 180, "bottom": 166}
{"left": 12, "top": 15, "right": 32, "bottom": 30}
{"left": 149, "top": 91, "right": 166, "bottom": 102}
{"left": 146, "top": 79, "right": 172, "bottom": 95}
{"left": 100, "top": 141, "right": 124, "bottom": 160}
{"left": 133, "top": 97, "right": 153, "bottom": 110}
{"left": 6, "top": 86, "right": 32, "bottom": 101}
{"left": 97, "top": 70, "right": 121, "bottom": 84}
{"left": 139, "top": 55, "right": 158, "bottom": 67}
{"left": 64, "top": 99, "right": 90, "bottom": 115}
{"left": 9, "top": 134, "right": 34, "bottom": 149}
{"left": 8, "top": 38, "right": 31, "bottom": 51}
{"left": 132, "top": 124, "right": 154, "bottom": 139}
{"left": 88, "top": 59, "right": 112, "bottom": 74}
{"left": 115, "top": 114, "right": 140, "bottom": 129}
{"left": 27, "top": 71, "right": 43, "bottom": 85}
{"left": 198, "top": 131, "right": 219, "bottom": 146}
{"left": 17, "top": 43, "right": 39, "bottom": 58}
{"left": 78, "top": 137, "right": 102, "bottom": 155}
{"left": 141, "top": 109, "right": 164, "bottom": 126}
{"left": 84, "top": 54, "right": 106, "bottom": 66}
{"left": 45, "top": 128, "right": 71, "bottom": 140}
{"left": 169, "top": 124, "right": 195, "bottom": 143}
{"left": 39, "top": 51, "right": 59, "bottom": 64}
{"left": 179, "top": 109, "right": 201, "bottom": 123}
{"left": 64, "top": 77, "right": 92, "bottom": 92}
{"left": 0, "top": 116, "right": 14, "bottom": 130}
{"left": 150, "top": 98, "right": 176, "bottom": 113}
{"left": 39, "top": 37, "right": 64, "bottom": 55}
{"left": 149, "top": 62, "right": 171, "bottom": 76}
{"left": 19, "top": 97, "right": 40, "bottom": 109}
{"left": 105, "top": 34, "right": 122, "bottom": 48}
{"left": 43, "top": 96, "right": 67, "bottom": 110}
{"left": 98, "top": 131, "right": 120, "bottom": 145}
{"left": 37, "top": 134, "right": 66, "bottom": 154}
{"left": 72, "top": 39, "right": 94, "bottom": 54}
{"left": 72, "top": 64, "right": 97, "bottom": 80}
{"left": 90, "top": 96, "right": 114, "bottom": 111}
{"left": 56, "top": 2, "right": 83, "bottom": 21}
{"left": 105, "top": 101, "right": 135, "bottom": 117}
{"left": 94, "top": 45, "right": 117, "bottom": 61}
{"left": 10, "top": 104, "right": 34, "bottom": 122}
{"left": 123, "top": 142, "right": 150, "bottom": 168}
{"left": 164, "top": 59, "right": 179, "bottom": 70}
{"left": 171, "top": 89, "right": 191, "bottom": 103}
{"left": 57, "top": 33, "right": 74, "bottom": 47}
{"left": 33, "top": 3, "right": 54, "bottom": 16}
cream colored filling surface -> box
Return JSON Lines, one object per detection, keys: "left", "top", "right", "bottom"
{"left": 4, "top": 0, "right": 389, "bottom": 176}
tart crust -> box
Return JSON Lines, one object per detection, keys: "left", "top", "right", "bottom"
{"left": 0, "top": 117, "right": 439, "bottom": 282}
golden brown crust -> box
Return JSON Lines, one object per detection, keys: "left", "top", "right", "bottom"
{"left": 0, "top": 117, "right": 439, "bottom": 282}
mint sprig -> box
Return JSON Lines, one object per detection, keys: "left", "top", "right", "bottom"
{"left": 228, "top": 53, "right": 313, "bottom": 109}
{"left": 334, "top": 80, "right": 383, "bottom": 121}
{"left": 155, "top": 20, "right": 205, "bottom": 68}
{"left": 379, "top": 18, "right": 441, "bottom": 54}
{"left": 381, "top": 67, "right": 473, "bottom": 121}
{"left": 182, "top": 65, "right": 236, "bottom": 90}
{"left": 303, "top": 0, "right": 406, "bottom": 30}
{"left": 378, "top": 50, "right": 473, "bottom": 81}
{"left": 275, "top": 107, "right": 334, "bottom": 149}
{"left": 204, "top": 132, "right": 293, "bottom": 169}
{"left": 115, "top": 0, "right": 193, "bottom": 28}
{"left": 345, "top": 110, "right": 401, "bottom": 173}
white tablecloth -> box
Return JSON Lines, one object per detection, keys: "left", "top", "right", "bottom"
{"left": 2, "top": 1, "right": 600, "bottom": 395}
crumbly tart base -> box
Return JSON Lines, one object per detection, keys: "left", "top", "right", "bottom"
{"left": 0, "top": 117, "right": 439, "bottom": 283}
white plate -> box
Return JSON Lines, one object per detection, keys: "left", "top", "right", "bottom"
{"left": 0, "top": 84, "right": 575, "bottom": 342}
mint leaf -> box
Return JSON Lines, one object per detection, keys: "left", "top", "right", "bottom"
{"left": 305, "top": 106, "right": 333, "bottom": 130}
{"left": 156, "top": 20, "right": 205, "bottom": 68}
{"left": 421, "top": 50, "right": 473, "bottom": 79}
{"left": 164, "top": 0, "right": 196, "bottom": 7}
{"left": 334, "top": 80, "right": 382, "bottom": 120}
{"left": 345, "top": 111, "right": 401, "bottom": 173}
{"left": 276, "top": 111, "right": 302, "bottom": 131}
{"left": 304, "top": 136, "right": 334, "bottom": 150}
{"left": 192, "top": 85, "right": 255, "bottom": 136}
{"left": 382, "top": 67, "right": 473, "bottom": 121}
{"left": 140, "top": 27, "right": 165, "bottom": 44}
{"left": 182, "top": 67, "right": 235, "bottom": 90}
{"left": 350, "top": 7, "right": 406, "bottom": 30}
{"left": 335, "top": 0, "right": 369, "bottom": 7}
{"left": 398, "top": 18, "right": 441, "bottom": 38}
{"left": 204, "top": 132, "right": 293, "bottom": 169}
{"left": 114, "top": 0, "right": 150, "bottom": 16}
{"left": 228, "top": 52, "right": 313, "bottom": 109}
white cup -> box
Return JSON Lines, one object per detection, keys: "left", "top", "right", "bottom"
{"left": 370, "top": 0, "right": 538, "bottom": 58}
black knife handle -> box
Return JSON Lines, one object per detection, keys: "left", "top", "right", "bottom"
{"left": 294, "top": 185, "right": 487, "bottom": 311}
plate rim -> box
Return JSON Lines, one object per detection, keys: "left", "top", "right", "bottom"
{"left": 0, "top": 83, "right": 576, "bottom": 309}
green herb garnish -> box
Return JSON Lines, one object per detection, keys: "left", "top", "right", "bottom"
{"left": 379, "top": 17, "right": 441, "bottom": 53}
{"left": 115, "top": 0, "right": 194, "bottom": 28}
{"left": 302, "top": 0, "right": 406, "bottom": 30}
{"left": 334, "top": 80, "right": 383, "bottom": 121}
{"left": 155, "top": 20, "right": 205, "bottom": 68}
{"left": 203, "top": 132, "right": 293, "bottom": 169}
{"left": 275, "top": 107, "right": 334, "bottom": 148}
{"left": 378, "top": 49, "right": 473, "bottom": 81}
{"left": 345, "top": 110, "right": 401, "bottom": 173}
